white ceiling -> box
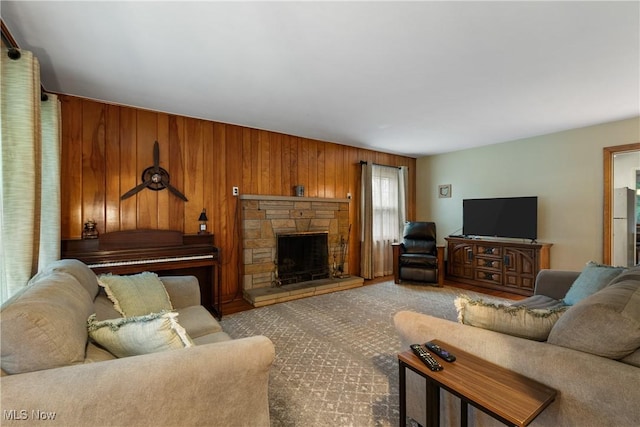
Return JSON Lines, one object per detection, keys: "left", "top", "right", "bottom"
{"left": 2, "top": 1, "right": 639, "bottom": 157}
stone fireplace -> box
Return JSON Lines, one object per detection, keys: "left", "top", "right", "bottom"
{"left": 240, "top": 194, "right": 351, "bottom": 294}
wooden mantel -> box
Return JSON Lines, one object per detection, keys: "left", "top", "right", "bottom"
{"left": 239, "top": 194, "right": 351, "bottom": 203}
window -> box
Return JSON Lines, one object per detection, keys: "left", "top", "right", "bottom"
{"left": 372, "top": 166, "right": 403, "bottom": 242}
{"left": 361, "top": 163, "right": 407, "bottom": 278}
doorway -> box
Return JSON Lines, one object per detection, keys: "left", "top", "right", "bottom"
{"left": 604, "top": 144, "right": 640, "bottom": 266}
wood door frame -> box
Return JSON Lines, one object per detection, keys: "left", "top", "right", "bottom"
{"left": 603, "top": 142, "right": 640, "bottom": 265}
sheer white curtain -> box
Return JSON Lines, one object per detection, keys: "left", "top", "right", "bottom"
{"left": 361, "top": 164, "right": 407, "bottom": 279}
{"left": 1, "top": 47, "right": 61, "bottom": 303}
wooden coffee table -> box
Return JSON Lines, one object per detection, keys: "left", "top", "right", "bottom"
{"left": 398, "top": 340, "right": 556, "bottom": 427}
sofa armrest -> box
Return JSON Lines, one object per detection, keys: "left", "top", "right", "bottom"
{"left": 533, "top": 269, "right": 579, "bottom": 300}
{"left": 160, "top": 275, "right": 201, "bottom": 309}
{"left": 0, "top": 335, "right": 275, "bottom": 427}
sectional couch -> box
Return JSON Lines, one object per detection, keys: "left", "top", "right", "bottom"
{"left": 394, "top": 265, "right": 640, "bottom": 427}
{"left": 1, "top": 259, "right": 275, "bottom": 426}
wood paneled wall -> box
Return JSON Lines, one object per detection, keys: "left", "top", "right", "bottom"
{"left": 59, "top": 95, "right": 416, "bottom": 303}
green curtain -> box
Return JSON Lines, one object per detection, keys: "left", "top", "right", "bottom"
{"left": 0, "top": 47, "right": 61, "bottom": 303}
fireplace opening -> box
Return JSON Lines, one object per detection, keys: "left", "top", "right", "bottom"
{"left": 277, "top": 232, "right": 329, "bottom": 285}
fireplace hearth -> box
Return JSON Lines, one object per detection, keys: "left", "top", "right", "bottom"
{"left": 277, "top": 232, "right": 329, "bottom": 285}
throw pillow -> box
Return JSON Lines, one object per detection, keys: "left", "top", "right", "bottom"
{"left": 548, "top": 279, "right": 640, "bottom": 359}
{"left": 563, "top": 261, "right": 625, "bottom": 306}
{"left": 98, "top": 272, "right": 173, "bottom": 317}
{"left": 455, "top": 296, "right": 569, "bottom": 341}
{"left": 87, "top": 311, "right": 194, "bottom": 358}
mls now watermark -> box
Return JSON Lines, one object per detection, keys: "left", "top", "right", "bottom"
{"left": 4, "top": 409, "right": 57, "bottom": 421}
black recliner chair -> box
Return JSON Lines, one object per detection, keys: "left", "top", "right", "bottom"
{"left": 392, "top": 221, "right": 444, "bottom": 286}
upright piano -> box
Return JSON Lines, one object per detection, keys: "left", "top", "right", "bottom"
{"left": 61, "top": 229, "right": 221, "bottom": 319}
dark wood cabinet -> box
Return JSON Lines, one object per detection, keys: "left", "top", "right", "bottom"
{"left": 445, "top": 237, "right": 552, "bottom": 296}
{"left": 447, "top": 240, "right": 474, "bottom": 280}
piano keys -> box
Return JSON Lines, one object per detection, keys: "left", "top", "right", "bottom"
{"left": 61, "top": 229, "right": 221, "bottom": 319}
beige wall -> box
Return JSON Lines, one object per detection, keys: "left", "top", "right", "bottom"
{"left": 416, "top": 117, "right": 640, "bottom": 270}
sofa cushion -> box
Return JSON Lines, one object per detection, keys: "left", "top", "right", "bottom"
{"left": 606, "top": 265, "right": 640, "bottom": 286}
{"left": 563, "top": 261, "right": 625, "bottom": 306}
{"left": 98, "top": 272, "right": 173, "bottom": 317}
{"left": 94, "top": 292, "right": 123, "bottom": 321}
{"left": 84, "top": 342, "right": 117, "bottom": 363}
{"left": 192, "top": 331, "right": 233, "bottom": 345}
{"left": 87, "top": 311, "right": 193, "bottom": 358}
{"left": 621, "top": 348, "right": 640, "bottom": 368}
{"left": 455, "top": 296, "right": 569, "bottom": 341}
{"left": 1, "top": 271, "right": 93, "bottom": 374}
{"left": 548, "top": 279, "right": 640, "bottom": 359}
{"left": 159, "top": 275, "right": 202, "bottom": 309}
{"left": 176, "top": 305, "right": 223, "bottom": 338}
{"left": 30, "top": 259, "right": 100, "bottom": 299}
{"left": 510, "top": 294, "right": 566, "bottom": 310}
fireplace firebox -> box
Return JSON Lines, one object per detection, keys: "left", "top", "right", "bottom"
{"left": 277, "top": 232, "right": 329, "bottom": 285}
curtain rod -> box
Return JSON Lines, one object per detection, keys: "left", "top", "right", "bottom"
{"left": 359, "top": 160, "right": 402, "bottom": 170}
{"left": 2, "top": 20, "right": 21, "bottom": 60}
{"left": 1, "top": 20, "right": 18, "bottom": 49}
{"left": 2, "top": 20, "right": 49, "bottom": 101}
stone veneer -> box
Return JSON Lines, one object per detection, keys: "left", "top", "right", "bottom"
{"left": 240, "top": 195, "right": 351, "bottom": 292}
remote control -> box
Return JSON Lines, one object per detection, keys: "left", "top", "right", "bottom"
{"left": 425, "top": 341, "right": 456, "bottom": 362}
{"left": 409, "top": 344, "right": 443, "bottom": 371}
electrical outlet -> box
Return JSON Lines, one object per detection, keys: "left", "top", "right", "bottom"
{"left": 232, "top": 186, "right": 239, "bottom": 196}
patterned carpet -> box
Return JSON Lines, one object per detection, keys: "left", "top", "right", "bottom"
{"left": 220, "top": 281, "right": 509, "bottom": 427}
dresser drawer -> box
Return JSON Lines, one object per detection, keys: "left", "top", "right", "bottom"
{"left": 475, "top": 269, "right": 502, "bottom": 285}
{"left": 475, "top": 257, "right": 502, "bottom": 270}
{"left": 476, "top": 245, "right": 502, "bottom": 256}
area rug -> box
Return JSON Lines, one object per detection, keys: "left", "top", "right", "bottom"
{"left": 220, "top": 281, "right": 510, "bottom": 427}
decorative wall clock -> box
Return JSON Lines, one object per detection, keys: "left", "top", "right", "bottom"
{"left": 120, "top": 141, "right": 188, "bottom": 201}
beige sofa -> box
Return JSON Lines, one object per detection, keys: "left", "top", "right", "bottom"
{"left": 1, "top": 259, "right": 275, "bottom": 427}
{"left": 394, "top": 267, "right": 640, "bottom": 427}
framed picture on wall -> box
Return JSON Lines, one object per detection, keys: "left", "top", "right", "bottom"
{"left": 438, "top": 184, "right": 452, "bottom": 198}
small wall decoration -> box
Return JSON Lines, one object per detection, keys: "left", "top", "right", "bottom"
{"left": 438, "top": 184, "right": 452, "bottom": 198}
{"left": 120, "top": 141, "right": 188, "bottom": 201}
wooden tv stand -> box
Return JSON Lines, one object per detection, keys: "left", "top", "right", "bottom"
{"left": 445, "top": 237, "right": 552, "bottom": 296}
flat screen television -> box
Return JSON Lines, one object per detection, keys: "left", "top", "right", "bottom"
{"left": 462, "top": 196, "right": 538, "bottom": 240}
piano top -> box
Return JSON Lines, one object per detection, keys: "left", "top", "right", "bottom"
{"left": 61, "top": 229, "right": 217, "bottom": 270}
{"left": 62, "top": 229, "right": 222, "bottom": 318}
